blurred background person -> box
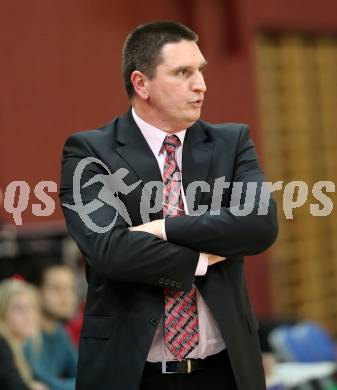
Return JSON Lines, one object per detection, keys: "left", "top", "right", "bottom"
{"left": 25, "top": 264, "right": 78, "bottom": 390}
{"left": 0, "top": 277, "right": 49, "bottom": 390}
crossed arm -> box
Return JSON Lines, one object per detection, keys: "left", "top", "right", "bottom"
{"left": 130, "top": 220, "right": 225, "bottom": 267}
{"left": 130, "top": 125, "right": 278, "bottom": 263}
{"left": 59, "top": 126, "right": 278, "bottom": 292}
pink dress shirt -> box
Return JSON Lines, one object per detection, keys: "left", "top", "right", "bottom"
{"left": 131, "top": 107, "right": 226, "bottom": 362}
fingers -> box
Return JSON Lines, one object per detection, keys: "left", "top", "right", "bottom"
{"left": 207, "top": 254, "right": 227, "bottom": 266}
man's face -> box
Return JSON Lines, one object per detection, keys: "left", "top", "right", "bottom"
{"left": 40, "top": 267, "right": 77, "bottom": 321}
{"left": 146, "top": 40, "right": 207, "bottom": 131}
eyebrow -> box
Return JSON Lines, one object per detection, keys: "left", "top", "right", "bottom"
{"left": 173, "top": 60, "right": 208, "bottom": 72}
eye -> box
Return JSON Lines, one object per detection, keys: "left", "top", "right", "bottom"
{"left": 177, "top": 68, "right": 189, "bottom": 76}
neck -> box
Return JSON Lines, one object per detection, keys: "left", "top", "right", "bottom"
{"left": 1, "top": 326, "right": 25, "bottom": 345}
{"left": 41, "top": 314, "right": 58, "bottom": 333}
{"left": 10, "top": 333, "right": 25, "bottom": 345}
{"left": 131, "top": 101, "right": 189, "bottom": 133}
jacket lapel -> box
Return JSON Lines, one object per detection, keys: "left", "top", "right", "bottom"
{"left": 115, "top": 108, "right": 214, "bottom": 218}
{"left": 115, "top": 108, "right": 163, "bottom": 218}
{"left": 182, "top": 121, "right": 214, "bottom": 211}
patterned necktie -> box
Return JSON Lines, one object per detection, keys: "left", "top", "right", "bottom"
{"left": 162, "top": 134, "right": 199, "bottom": 361}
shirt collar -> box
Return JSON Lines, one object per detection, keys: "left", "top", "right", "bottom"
{"left": 131, "top": 107, "right": 186, "bottom": 156}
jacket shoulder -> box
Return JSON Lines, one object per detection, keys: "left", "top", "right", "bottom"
{"left": 197, "top": 119, "right": 249, "bottom": 139}
{"left": 61, "top": 118, "right": 120, "bottom": 158}
{"left": 65, "top": 119, "right": 117, "bottom": 145}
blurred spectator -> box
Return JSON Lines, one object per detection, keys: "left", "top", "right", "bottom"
{"left": 64, "top": 301, "right": 84, "bottom": 347}
{"left": 0, "top": 278, "right": 49, "bottom": 390}
{"left": 25, "top": 264, "right": 78, "bottom": 390}
{"left": 62, "top": 250, "right": 86, "bottom": 347}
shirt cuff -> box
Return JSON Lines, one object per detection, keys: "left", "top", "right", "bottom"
{"left": 162, "top": 219, "right": 167, "bottom": 241}
{"left": 195, "top": 253, "right": 208, "bottom": 276}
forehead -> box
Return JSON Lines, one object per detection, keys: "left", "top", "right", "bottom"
{"left": 10, "top": 291, "right": 33, "bottom": 306}
{"left": 44, "top": 267, "right": 74, "bottom": 284}
{"left": 159, "top": 40, "right": 206, "bottom": 69}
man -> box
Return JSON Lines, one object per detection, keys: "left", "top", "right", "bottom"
{"left": 25, "top": 264, "right": 78, "bottom": 390}
{"left": 59, "top": 21, "right": 278, "bottom": 390}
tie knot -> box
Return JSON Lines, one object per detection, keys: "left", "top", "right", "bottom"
{"left": 162, "top": 134, "right": 181, "bottom": 153}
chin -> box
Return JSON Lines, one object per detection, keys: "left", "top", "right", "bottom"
{"left": 186, "top": 111, "right": 201, "bottom": 123}
{"left": 23, "top": 329, "right": 35, "bottom": 338}
{"left": 173, "top": 112, "right": 200, "bottom": 130}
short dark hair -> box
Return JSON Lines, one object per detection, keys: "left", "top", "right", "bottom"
{"left": 29, "top": 262, "right": 73, "bottom": 288}
{"left": 122, "top": 21, "right": 198, "bottom": 99}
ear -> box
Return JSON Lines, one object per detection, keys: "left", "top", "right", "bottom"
{"left": 130, "top": 70, "right": 149, "bottom": 100}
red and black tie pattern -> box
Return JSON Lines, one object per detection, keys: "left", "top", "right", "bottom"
{"left": 162, "top": 134, "right": 199, "bottom": 361}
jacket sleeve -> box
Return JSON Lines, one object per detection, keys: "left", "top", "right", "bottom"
{"left": 164, "top": 125, "right": 278, "bottom": 258}
{"left": 59, "top": 133, "right": 199, "bottom": 292}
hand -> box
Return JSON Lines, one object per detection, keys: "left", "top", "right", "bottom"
{"left": 207, "top": 254, "right": 226, "bottom": 266}
{"left": 129, "top": 219, "right": 164, "bottom": 239}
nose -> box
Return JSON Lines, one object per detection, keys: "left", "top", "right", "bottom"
{"left": 191, "top": 70, "right": 207, "bottom": 93}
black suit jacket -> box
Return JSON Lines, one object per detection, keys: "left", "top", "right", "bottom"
{"left": 59, "top": 107, "right": 278, "bottom": 390}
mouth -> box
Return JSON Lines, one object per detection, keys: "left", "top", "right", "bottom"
{"left": 190, "top": 99, "right": 204, "bottom": 107}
